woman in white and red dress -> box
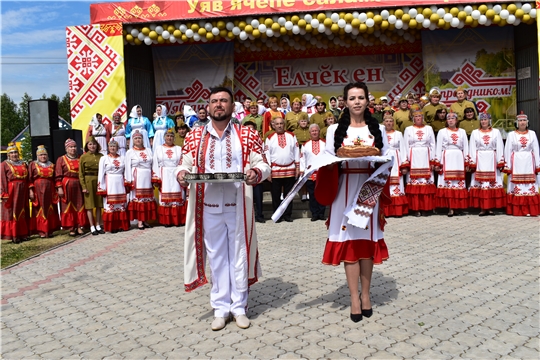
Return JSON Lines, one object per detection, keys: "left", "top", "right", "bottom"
{"left": 503, "top": 112, "right": 540, "bottom": 216}
{"left": 382, "top": 114, "right": 409, "bottom": 217}
{"left": 86, "top": 113, "right": 110, "bottom": 156}
{"left": 403, "top": 110, "right": 437, "bottom": 217}
{"left": 125, "top": 130, "right": 157, "bottom": 229}
{"left": 97, "top": 140, "right": 130, "bottom": 233}
{"left": 109, "top": 112, "right": 127, "bottom": 157}
{"left": 153, "top": 129, "right": 186, "bottom": 227}
{"left": 468, "top": 112, "right": 506, "bottom": 215}
{"left": 1, "top": 143, "right": 31, "bottom": 243}
{"left": 323, "top": 82, "right": 389, "bottom": 323}
{"left": 29, "top": 145, "right": 60, "bottom": 238}
{"left": 434, "top": 111, "right": 469, "bottom": 216}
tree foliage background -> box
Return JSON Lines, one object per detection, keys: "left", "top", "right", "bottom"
{"left": 1, "top": 92, "right": 70, "bottom": 161}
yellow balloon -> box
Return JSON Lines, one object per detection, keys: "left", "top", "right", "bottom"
{"left": 280, "top": 27, "right": 287, "bottom": 35}
{"left": 430, "top": 14, "right": 439, "bottom": 22}
{"left": 465, "top": 16, "right": 473, "bottom": 25}
{"left": 458, "top": 11, "right": 467, "bottom": 21}
{"left": 217, "top": 21, "right": 225, "bottom": 29}
{"left": 443, "top": 22, "right": 451, "bottom": 30}
{"left": 272, "top": 22, "right": 280, "bottom": 31}
{"left": 198, "top": 28, "right": 206, "bottom": 36}
{"left": 423, "top": 8, "right": 432, "bottom": 17}
{"left": 381, "top": 20, "right": 389, "bottom": 30}
{"left": 359, "top": 24, "right": 367, "bottom": 32}
{"left": 394, "top": 9, "right": 403, "bottom": 18}
{"left": 402, "top": 14, "right": 410, "bottom": 22}
{"left": 134, "top": 38, "right": 142, "bottom": 45}
{"left": 181, "top": 34, "right": 188, "bottom": 41}
{"left": 149, "top": 30, "right": 158, "bottom": 40}
{"left": 450, "top": 7, "right": 459, "bottom": 16}
{"left": 317, "top": 13, "right": 326, "bottom": 22}
{"left": 265, "top": 18, "right": 273, "bottom": 27}
{"left": 227, "top": 32, "right": 233, "bottom": 39}
{"left": 339, "top": 12, "right": 346, "bottom": 19}
{"left": 507, "top": 4, "right": 516, "bottom": 13}
{"left": 252, "top": 29, "right": 260, "bottom": 38}
{"left": 498, "top": 19, "right": 506, "bottom": 26}
{"left": 191, "top": 24, "right": 199, "bottom": 31}
{"left": 167, "top": 25, "right": 175, "bottom": 33}
{"left": 157, "top": 35, "right": 164, "bottom": 44}
{"left": 305, "top": 24, "right": 312, "bottom": 32}
{"left": 285, "top": 15, "right": 291, "bottom": 21}
{"left": 471, "top": 20, "right": 479, "bottom": 27}
{"left": 515, "top": 9, "right": 524, "bottom": 18}
{"left": 478, "top": 5, "right": 488, "bottom": 13}
{"left": 438, "top": 19, "right": 445, "bottom": 27}
{"left": 238, "top": 21, "right": 246, "bottom": 30}
{"left": 324, "top": 18, "right": 333, "bottom": 26}
{"left": 367, "top": 11, "right": 374, "bottom": 18}
{"left": 351, "top": 18, "right": 361, "bottom": 27}
{"left": 173, "top": 29, "right": 181, "bottom": 37}
{"left": 486, "top": 9, "right": 495, "bottom": 19}
{"left": 367, "top": 27, "right": 374, "bottom": 34}
{"left": 206, "top": 33, "right": 214, "bottom": 40}
{"left": 245, "top": 25, "right": 253, "bottom": 33}
{"left": 141, "top": 27, "right": 150, "bottom": 35}
{"left": 298, "top": 19, "right": 306, "bottom": 28}
{"left": 344, "top": 13, "right": 353, "bottom": 22}
{"left": 291, "top": 15, "right": 299, "bottom": 23}
{"left": 409, "top": 19, "right": 417, "bottom": 28}
{"left": 374, "top": 15, "right": 382, "bottom": 23}
{"left": 331, "top": 24, "right": 339, "bottom": 32}
{"left": 220, "top": 29, "right": 227, "bottom": 37}
{"left": 493, "top": 14, "right": 501, "bottom": 23}
{"left": 522, "top": 14, "right": 531, "bottom": 22}
{"left": 126, "top": 34, "right": 134, "bottom": 42}
{"left": 388, "top": 23, "right": 395, "bottom": 31}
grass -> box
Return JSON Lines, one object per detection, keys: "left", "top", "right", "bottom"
{"left": 1, "top": 230, "right": 77, "bottom": 269}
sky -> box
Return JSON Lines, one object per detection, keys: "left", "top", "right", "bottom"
{"left": 1, "top": 1, "right": 109, "bottom": 104}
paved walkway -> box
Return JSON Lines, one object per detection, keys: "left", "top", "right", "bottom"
{"left": 1, "top": 214, "right": 539, "bottom": 359}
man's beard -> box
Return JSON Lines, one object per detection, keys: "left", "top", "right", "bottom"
{"left": 212, "top": 113, "right": 231, "bottom": 122}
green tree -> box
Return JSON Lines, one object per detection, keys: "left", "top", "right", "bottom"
{"left": 18, "top": 93, "right": 32, "bottom": 128}
{"left": 1, "top": 93, "right": 24, "bottom": 146}
{"left": 20, "top": 131, "right": 32, "bottom": 162}
{"left": 59, "top": 92, "right": 71, "bottom": 123}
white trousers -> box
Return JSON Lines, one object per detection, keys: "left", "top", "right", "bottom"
{"left": 203, "top": 211, "right": 248, "bottom": 318}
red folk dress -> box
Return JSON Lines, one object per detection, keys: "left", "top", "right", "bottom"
{"left": 29, "top": 161, "right": 61, "bottom": 237}
{"left": 0, "top": 160, "right": 30, "bottom": 241}
{"left": 55, "top": 155, "right": 89, "bottom": 230}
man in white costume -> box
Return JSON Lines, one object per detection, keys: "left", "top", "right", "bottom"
{"left": 175, "top": 87, "right": 271, "bottom": 331}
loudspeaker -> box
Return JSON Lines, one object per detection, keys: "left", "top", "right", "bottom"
{"left": 28, "top": 100, "right": 59, "bottom": 137}
{"left": 31, "top": 136, "right": 55, "bottom": 162}
{"left": 52, "top": 129, "right": 83, "bottom": 162}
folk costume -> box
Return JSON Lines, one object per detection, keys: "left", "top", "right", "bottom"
{"left": 285, "top": 109, "right": 309, "bottom": 132}
{"left": 126, "top": 105, "right": 154, "bottom": 150}
{"left": 125, "top": 133, "right": 158, "bottom": 222}
{"left": 79, "top": 149, "right": 103, "bottom": 210}
{"left": 55, "top": 141, "right": 89, "bottom": 231}
{"left": 153, "top": 139, "right": 186, "bottom": 226}
{"left": 302, "top": 93, "right": 317, "bottom": 117}
{"left": 110, "top": 118, "right": 127, "bottom": 156}
{"left": 262, "top": 109, "right": 285, "bottom": 137}
{"left": 265, "top": 131, "right": 300, "bottom": 221}
{"left": 175, "top": 122, "right": 270, "bottom": 320}
{"left": 87, "top": 114, "right": 110, "bottom": 156}
{"left": 434, "top": 126, "right": 469, "bottom": 210}
{"left": 152, "top": 104, "right": 176, "bottom": 153}
{"left": 300, "top": 138, "right": 327, "bottom": 220}
{"left": 29, "top": 147, "right": 60, "bottom": 237}
{"left": 0, "top": 145, "right": 30, "bottom": 241}
{"left": 503, "top": 118, "right": 540, "bottom": 216}
{"left": 393, "top": 107, "right": 411, "bottom": 132}
{"left": 96, "top": 151, "right": 129, "bottom": 232}
{"left": 403, "top": 124, "right": 437, "bottom": 212}
{"left": 468, "top": 124, "right": 506, "bottom": 211}
{"left": 322, "top": 124, "right": 389, "bottom": 266}
{"left": 384, "top": 129, "right": 409, "bottom": 217}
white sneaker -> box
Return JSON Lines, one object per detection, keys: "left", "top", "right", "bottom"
{"left": 234, "top": 314, "right": 250, "bottom": 329}
{"left": 280, "top": 193, "right": 284, "bottom": 200}
{"left": 301, "top": 194, "right": 307, "bottom": 201}
{"left": 211, "top": 317, "right": 228, "bottom": 331}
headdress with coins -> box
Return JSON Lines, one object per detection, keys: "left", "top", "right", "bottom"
{"left": 36, "top": 145, "right": 48, "bottom": 156}
{"left": 479, "top": 111, "right": 492, "bottom": 126}
{"left": 515, "top": 111, "right": 528, "bottom": 126}
{"left": 108, "top": 139, "right": 119, "bottom": 147}
{"left": 132, "top": 130, "right": 143, "bottom": 139}
{"left": 7, "top": 142, "right": 18, "bottom": 153}
{"left": 447, "top": 111, "right": 458, "bottom": 120}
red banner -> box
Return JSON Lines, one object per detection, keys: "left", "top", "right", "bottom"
{"left": 90, "top": 1, "right": 511, "bottom": 24}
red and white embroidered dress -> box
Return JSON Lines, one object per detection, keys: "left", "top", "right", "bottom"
{"left": 468, "top": 127, "right": 506, "bottom": 210}
{"left": 176, "top": 123, "right": 271, "bottom": 292}
{"left": 125, "top": 147, "right": 157, "bottom": 221}
{"left": 300, "top": 138, "right": 326, "bottom": 180}
{"left": 384, "top": 130, "right": 409, "bottom": 216}
{"left": 322, "top": 124, "right": 389, "bottom": 266}
{"left": 110, "top": 123, "right": 127, "bottom": 157}
{"left": 504, "top": 130, "right": 540, "bottom": 216}
{"left": 97, "top": 154, "right": 129, "bottom": 232}
{"left": 55, "top": 155, "right": 88, "bottom": 230}
{"left": 153, "top": 144, "right": 186, "bottom": 226}
{"left": 264, "top": 131, "right": 300, "bottom": 178}
{"left": 29, "top": 161, "right": 60, "bottom": 236}
{"left": 1, "top": 160, "right": 30, "bottom": 240}
{"left": 434, "top": 127, "right": 469, "bottom": 209}
{"left": 403, "top": 124, "right": 437, "bottom": 211}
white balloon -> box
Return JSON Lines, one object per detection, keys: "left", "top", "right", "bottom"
{"left": 338, "top": 19, "right": 346, "bottom": 28}
{"left": 193, "top": 33, "right": 201, "bottom": 41}
{"left": 345, "top": 24, "right": 353, "bottom": 33}
{"left": 138, "top": 32, "right": 145, "bottom": 41}
{"left": 429, "top": 22, "right": 437, "bottom": 30}
{"left": 205, "top": 23, "right": 212, "bottom": 31}
{"left": 451, "top": 18, "right": 460, "bottom": 27}
{"left": 458, "top": 21, "right": 465, "bottom": 28}
{"left": 416, "top": 14, "right": 424, "bottom": 23}
{"left": 514, "top": 18, "right": 521, "bottom": 25}
{"left": 366, "top": 18, "right": 375, "bottom": 27}
{"left": 381, "top": 10, "right": 389, "bottom": 19}
{"left": 318, "top": 24, "right": 326, "bottom": 33}
{"left": 507, "top": 14, "right": 516, "bottom": 24}
{"left": 232, "top": 27, "right": 240, "bottom": 36}
{"left": 155, "top": 26, "right": 163, "bottom": 34}
{"left": 185, "top": 29, "right": 194, "bottom": 38}
{"left": 443, "top": 13, "right": 452, "bottom": 22}
{"left": 351, "top": 28, "right": 359, "bottom": 35}
{"left": 180, "top": 24, "right": 188, "bottom": 32}
{"left": 278, "top": 17, "right": 286, "bottom": 26}
{"left": 201, "top": 37, "right": 208, "bottom": 43}
{"left": 408, "top": 8, "right": 417, "bottom": 17}
{"left": 485, "top": 19, "right": 492, "bottom": 26}
{"left": 478, "top": 15, "right": 487, "bottom": 25}
{"left": 300, "top": 28, "right": 306, "bottom": 35}
{"left": 352, "top": 11, "right": 359, "bottom": 19}
{"left": 126, "top": 25, "right": 134, "bottom": 33}
{"left": 471, "top": 10, "right": 481, "bottom": 20}
{"left": 500, "top": 9, "right": 509, "bottom": 19}
{"left": 311, "top": 19, "right": 320, "bottom": 28}
{"left": 258, "top": 24, "right": 266, "bottom": 33}
{"left": 150, "top": 24, "right": 156, "bottom": 31}
{"left": 162, "top": 30, "right": 170, "bottom": 39}
{"left": 130, "top": 29, "right": 138, "bottom": 37}
{"left": 437, "top": 8, "right": 446, "bottom": 17}
{"left": 144, "top": 37, "right": 152, "bottom": 45}
{"left": 251, "top": 19, "right": 259, "bottom": 28}
{"left": 458, "top": 5, "right": 464, "bottom": 11}
{"left": 292, "top": 25, "right": 300, "bottom": 34}
{"left": 245, "top": 17, "right": 253, "bottom": 24}
{"left": 395, "top": 19, "right": 403, "bottom": 29}
{"left": 285, "top": 21, "right": 293, "bottom": 30}
{"left": 325, "top": 11, "right": 332, "bottom": 18}
{"left": 169, "top": 35, "right": 176, "bottom": 43}
{"left": 530, "top": 9, "right": 537, "bottom": 18}
{"left": 388, "top": 15, "right": 397, "bottom": 24}
{"left": 358, "top": 13, "right": 367, "bottom": 22}
{"left": 272, "top": 16, "right": 279, "bottom": 22}
{"left": 198, "top": 20, "right": 205, "bottom": 28}
{"left": 402, "top": 23, "right": 409, "bottom": 30}
{"left": 174, "top": 22, "right": 181, "bottom": 28}
{"left": 248, "top": 34, "right": 254, "bottom": 40}
{"left": 304, "top": 14, "right": 313, "bottom": 22}
{"left": 212, "top": 27, "right": 220, "bottom": 36}
{"left": 266, "top": 29, "right": 274, "bottom": 37}
{"left": 522, "top": 4, "right": 531, "bottom": 13}
{"left": 239, "top": 31, "right": 247, "bottom": 41}
{"left": 226, "top": 22, "right": 234, "bottom": 31}
{"left": 423, "top": 19, "right": 431, "bottom": 28}
{"left": 324, "top": 28, "right": 332, "bottom": 35}
{"left": 331, "top": 13, "right": 340, "bottom": 22}
{"left": 493, "top": 5, "right": 501, "bottom": 14}
{"left": 464, "top": 6, "right": 473, "bottom": 14}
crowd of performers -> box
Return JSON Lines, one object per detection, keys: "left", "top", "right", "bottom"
{"left": 1, "top": 91, "right": 538, "bottom": 244}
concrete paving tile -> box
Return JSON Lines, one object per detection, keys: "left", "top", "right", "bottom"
{"left": 41, "top": 347, "right": 80, "bottom": 359}
{"left": 250, "top": 345, "right": 286, "bottom": 359}
{"left": 365, "top": 350, "right": 402, "bottom": 359}
{"left": 30, "top": 339, "right": 63, "bottom": 355}
{"left": 0, "top": 348, "right": 37, "bottom": 358}
{"left": 108, "top": 338, "right": 142, "bottom": 353}
{"left": 120, "top": 348, "right": 164, "bottom": 359}
{"left": 279, "top": 325, "right": 308, "bottom": 339}
{"left": 509, "top": 344, "right": 540, "bottom": 359}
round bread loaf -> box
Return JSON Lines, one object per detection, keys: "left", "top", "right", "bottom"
{"left": 336, "top": 145, "right": 381, "bottom": 158}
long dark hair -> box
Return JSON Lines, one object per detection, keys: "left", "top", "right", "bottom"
{"left": 334, "top": 82, "right": 384, "bottom": 154}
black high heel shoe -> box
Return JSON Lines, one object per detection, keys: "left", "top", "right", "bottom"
{"left": 350, "top": 313, "right": 363, "bottom": 322}
{"left": 360, "top": 296, "right": 373, "bottom": 318}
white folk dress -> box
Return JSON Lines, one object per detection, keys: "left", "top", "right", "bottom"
{"left": 124, "top": 147, "right": 157, "bottom": 221}
{"left": 468, "top": 128, "right": 506, "bottom": 210}
{"left": 504, "top": 130, "right": 540, "bottom": 216}
{"left": 153, "top": 144, "right": 186, "bottom": 226}
{"left": 152, "top": 105, "right": 176, "bottom": 153}
{"left": 91, "top": 123, "right": 109, "bottom": 156}
{"left": 384, "top": 129, "right": 409, "bottom": 216}
{"left": 322, "top": 124, "right": 389, "bottom": 266}
{"left": 97, "top": 154, "right": 129, "bottom": 232}
{"left": 403, "top": 125, "right": 436, "bottom": 211}
{"left": 434, "top": 127, "right": 469, "bottom": 209}
{"left": 110, "top": 123, "right": 127, "bottom": 157}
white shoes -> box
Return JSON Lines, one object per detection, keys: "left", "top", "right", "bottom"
{"left": 211, "top": 317, "right": 229, "bottom": 331}
{"left": 234, "top": 314, "right": 250, "bottom": 329}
